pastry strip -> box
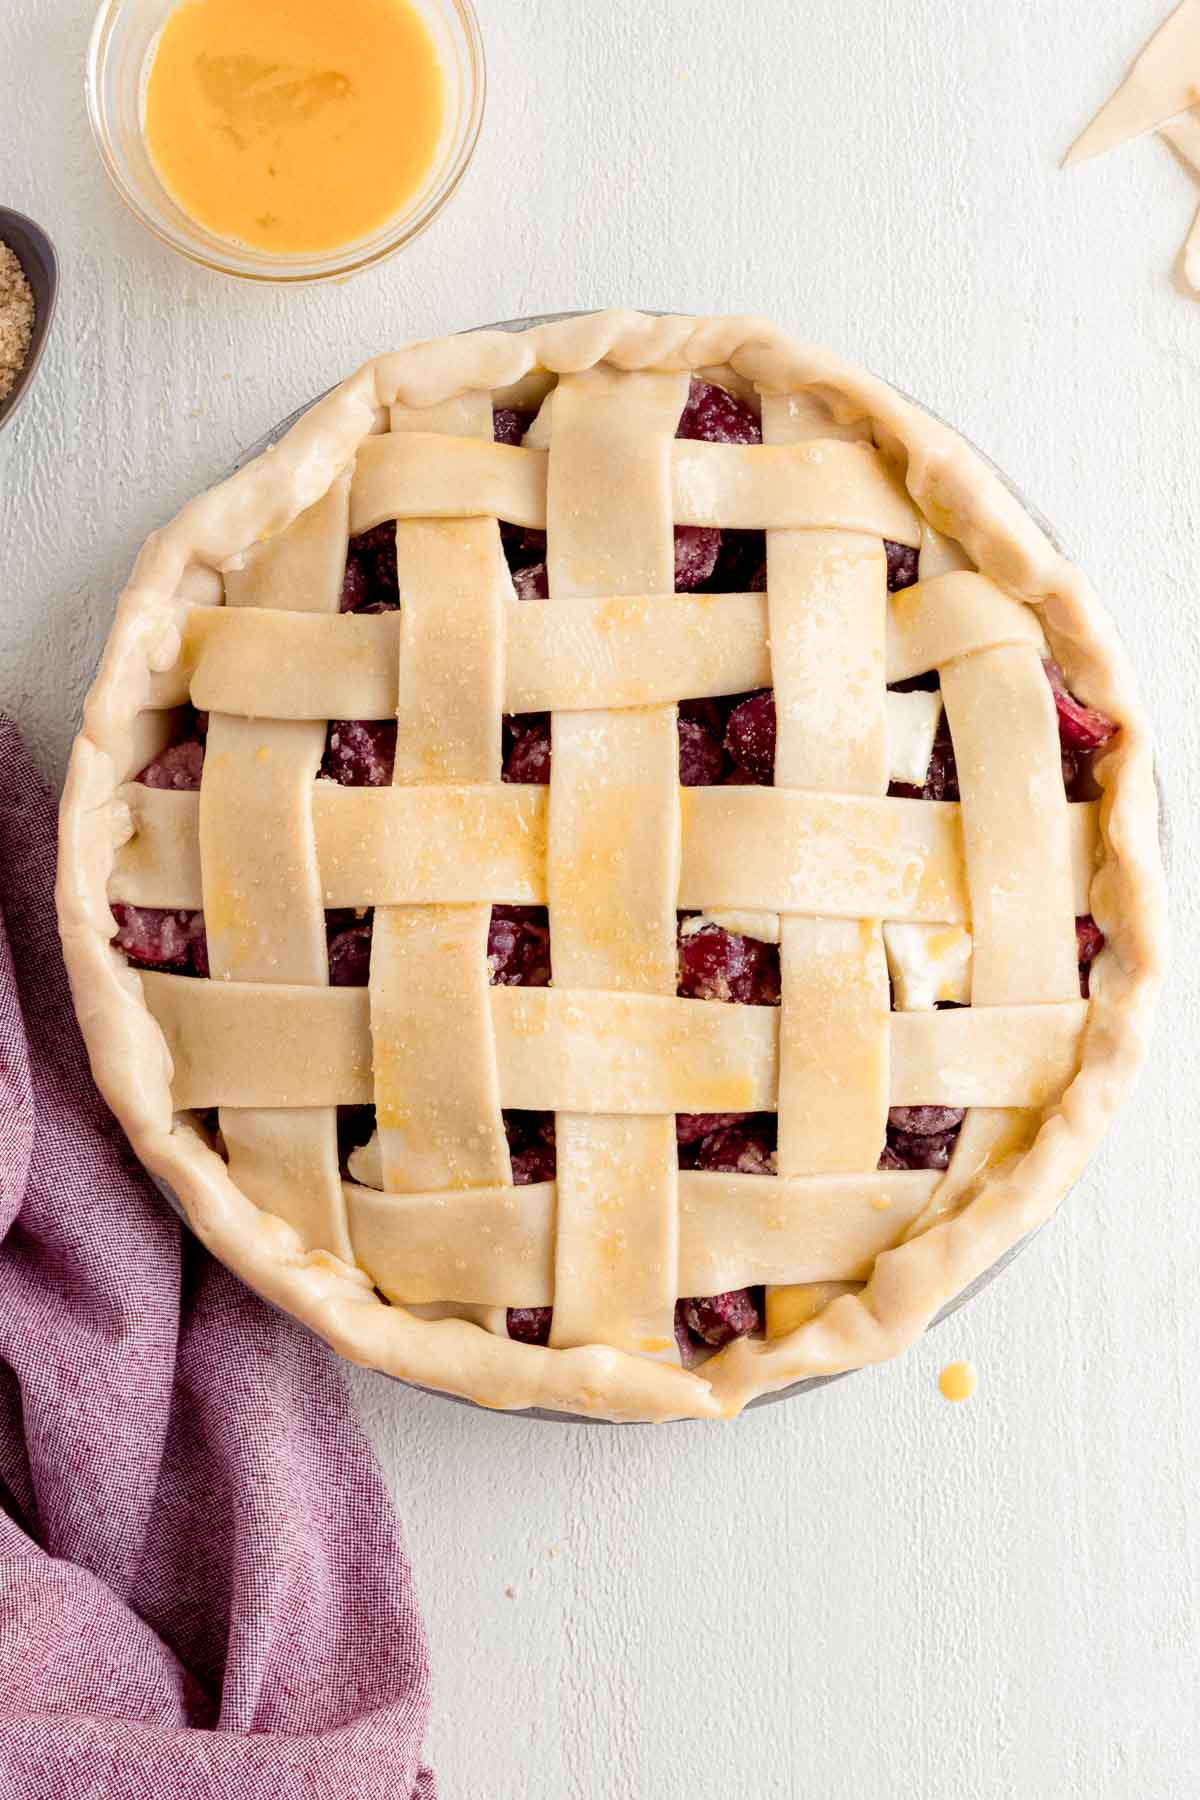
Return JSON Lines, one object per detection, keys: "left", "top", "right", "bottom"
{"left": 140, "top": 974, "right": 1087, "bottom": 1116}
{"left": 367, "top": 406, "right": 511, "bottom": 1193}
{"left": 940, "top": 644, "right": 1079, "bottom": 1004}
{"left": 186, "top": 595, "right": 771, "bottom": 718}
{"left": 201, "top": 479, "right": 351, "bottom": 1259}
{"left": 544, "top": 367, "right": 687, "bottom": 1358}
{"left": 902, "top": 1107, "right": 1040, "bottom": 1243}
{"left": 1065, "top": 0, "right": 1200, "bottom": 164}
{"left": 681, "top": 786, "right": 964, "bottom": 920}
{"left": 776, "top": 916, "right": 890, "bottom": 1175}
{"left": 225, "top": 470, "right": 353, "bottom": 613}
{"left": 111, "top": 785, "right": 1101, "bottom": 918}
{"left": 762, "top": 392, "right": 891, "bottom": 1312}
{"left": 670, "top": 439, "right": 921, "bottom": 538}
{"left": 349, "top": 429, "right": 924, "bottom": 537}
{"left": 345, "top": 1168, "right": 941, "bottom": 1308}
{"left": 371, "top": 906, "right": 509, "bottom": 1191}
{"left": 887, "top": 571, "right": 1046, "bottom": 681}
{"left": 351, "top": 434, "right": 548, "bottom": 533}
{"left": 172, "top": 571, "right": 1045, "bottom": 719}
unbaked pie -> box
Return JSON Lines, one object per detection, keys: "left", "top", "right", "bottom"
{"left": 58, "top": 311, "right": 1165, "bottom": 1422}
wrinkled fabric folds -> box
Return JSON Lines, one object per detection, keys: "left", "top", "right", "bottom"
{"left": 0, "top": 716, "right": 434, "bottom": 1799}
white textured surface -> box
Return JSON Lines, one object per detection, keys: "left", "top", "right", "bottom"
{"left": 3, "top": 1, "right": 1197, "bottom": 1793}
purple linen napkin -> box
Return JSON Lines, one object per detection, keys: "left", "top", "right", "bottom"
{"left": 0, "top": 716, "right": 435, "bottom": 1799}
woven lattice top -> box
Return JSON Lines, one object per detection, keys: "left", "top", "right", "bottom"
{"left": 63, "top": 313, "right": 1161, "bottom": 1421}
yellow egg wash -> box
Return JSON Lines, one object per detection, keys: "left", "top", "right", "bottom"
{"left": 143, "top": 0, "right": 444, "bottom": 255}
{"left": 938, "top": 1360, "right": 978, "bottom": 1403}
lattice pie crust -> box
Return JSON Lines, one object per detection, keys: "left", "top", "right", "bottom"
{"left": 57, "top": 312, "right": 1164, "bottom": 1422}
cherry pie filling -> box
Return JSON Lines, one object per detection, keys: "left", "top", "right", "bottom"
{"left": 112, "top": 378, "right": 1118, "bottom": 1358}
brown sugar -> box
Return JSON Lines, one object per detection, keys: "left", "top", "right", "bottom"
{"left": 0, "top": 242, "right": 36, "bottom": 405}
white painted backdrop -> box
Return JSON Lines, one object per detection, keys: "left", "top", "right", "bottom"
{"left": 3, "top": 1, "right": 1197, "bottom": 1793}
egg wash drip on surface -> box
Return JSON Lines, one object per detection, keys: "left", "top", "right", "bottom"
{"left": 939, "top": 1360, "right": 977, "bottom": 1403}
{"left": 143, "top": 0, "right": 445, "bottom": 255}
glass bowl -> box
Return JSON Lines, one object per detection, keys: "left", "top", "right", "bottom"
{"left": 85, "top": 0, "right": 485, "bottom": 284}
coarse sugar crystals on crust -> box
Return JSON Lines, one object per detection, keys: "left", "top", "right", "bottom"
{"left": 57, "top": 311, "right": 1164, "bottom": 1422}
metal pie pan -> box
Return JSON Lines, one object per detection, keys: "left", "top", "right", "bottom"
{"left": 150, "top": 310, "right": 1087, "bottom": 1422}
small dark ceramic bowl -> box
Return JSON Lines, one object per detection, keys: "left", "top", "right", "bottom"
{"left": 0, "top": 209, "right": 58, "bottom": 434}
